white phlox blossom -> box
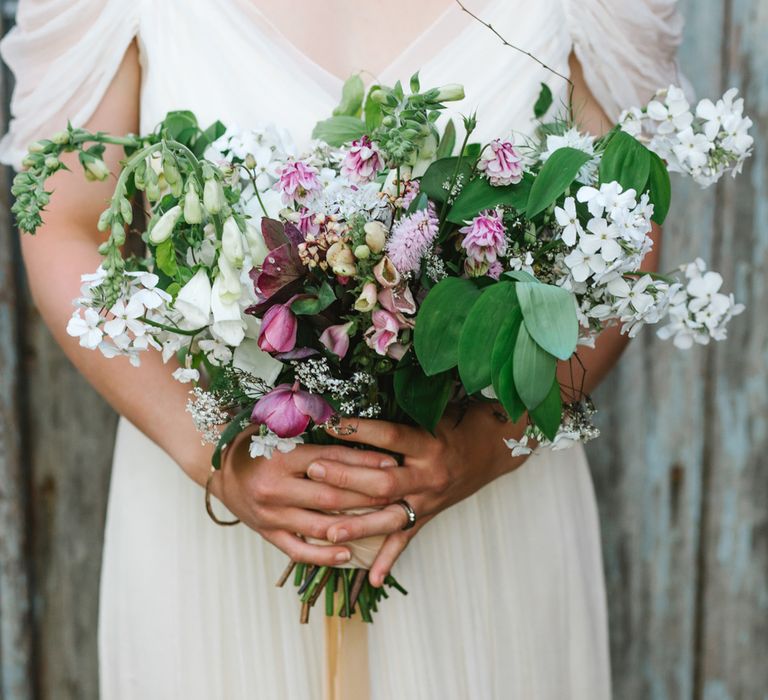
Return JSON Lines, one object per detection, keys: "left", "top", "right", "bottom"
{"left": 540, "top": 128, "right": 599, "bottom": 183}
{"left": 249, "top": 431, "right": 304, "bottom": 459}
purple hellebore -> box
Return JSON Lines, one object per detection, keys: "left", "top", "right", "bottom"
{"left": 257, "top": 303, "right": 298, "bottom": 353}
{"left": 251, "top": 382, "right": 334, "bottom": 438}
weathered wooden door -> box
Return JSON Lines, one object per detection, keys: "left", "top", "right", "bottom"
{"left": 0, "top": 0, "right": 766, "bottom": 698}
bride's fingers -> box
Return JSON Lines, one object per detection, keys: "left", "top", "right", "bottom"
{"left": 307, "top": 460, "right": 422, "bottom": 499}
{"left": 263, "top": 529, "right": 352, "bottom": 566}
{"left": 325, "top": 418, "right": 425, "bottom": 456}
{"left": 326, "top": 504, "right": 409, "bottom": 544}
{"left": 283, "top": 478, "right": 391, "bottom": 512}
{"left": 368, "top": 532, "right": 411, "bottom": 587}
{"left": 290, "top": 444, "right": 397, "bottom": 475}
{"left": 264, "top": 507, "right": 350, "bottom": 542}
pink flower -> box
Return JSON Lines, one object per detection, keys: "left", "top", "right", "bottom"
{"left": 278, "top": 160, "right": 321, "bottom": 205}
{"left": 400, "top": 179, "right": 421, "bottom": 209}
{"left": 320, "top": 321, "right": 353, "bottom": 359}
{"left": 257, "top": 303, "right": 297, "bottom": 353}
{"left": 341, "top": 136, "right": 384, "bottom": 184}
{"left": 460, "top": 210, "right": 508, "bottom": 265}
{"left": 373, "top": 257, "right": 401, "bottom": 288}
{"left": 297, "top": 207, "right": 320, "bottom": 237}
{"left": 365, "top": 309, "right": 401, "bottom": 357}
{"left": 385, "top": 209, "right": 439, "bottom": 274}
{"left": 378, "top": 284, "right": 416, "bottom": 317}
{"left": 252, "top": 382, "right": 334, "bottom": 438}
{"left": 477, "top": 139, "right": 524, "bottom": 186}
{"left": 487, "top": 261, "right": 503, "bottom": 279}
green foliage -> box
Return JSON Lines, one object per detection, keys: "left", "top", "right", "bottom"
{"left": 436, "top": 119, "right": 457, "bottom": 158}
{"left": 211, "top": 407, "right": 253, "bottom": 469}
{"left": 291, "top": 282, "right": 337, "bottom": 316}
{"left": 414, "top": 277, "right": 482, "bottom": 375}
{"left": 333, "top": 75, "right": 365, "bottom": 117}
{"left": 529, "top": 378, "right": 563, "bottom": 441}
{"left": 647, "top": 151, "right": 672, "bottom": 225}
{"left": 394, "top": 351, "right": 453, "bottom": 433}
{"left": 513, "top": 324, "right": 557, "bottom": 411}
{"left": 533, "top": 83, "right": 554, "bottom": 119}
{"left": 154, "top": 238, "right": 178, "bottom": 277}
{"left": 419, "top": 156, "right": 474, "bottom": 204}
{"left": 599, "top": 130, "right": 651, "bottom": 195}
{"left": 312, "top": 116, "right": 367, "bottom": 147}
{"left": 492, "top": 310, "right": 525, "bottom": 422}
{"left": 516, "top": 282, "right": 578, "bottom": 360}
{"left": 457, "top": 282, "right": 519, "bottom": 394}
{"left": 526, "top": 147, "right": 591, "bottom": 217}
{"left": 364, "top": 85, "right": 383, "bottom": 132}
{"left": 447, "top": 173, "right": 532, "bottom": 224}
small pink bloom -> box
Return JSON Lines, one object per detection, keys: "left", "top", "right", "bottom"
{"left": 320, "top": 321, "right": 353, "bottom": 359}
{"left": 373, "top": 256, "right": 401, "bottom": 288}
{"left": 400, "top": 180, "right": 421, "bottom": 209}
{"left": 252, "top": 382, "right": 334, "bottom": 438}
{"left": 477, "top": 139, "right": 525, "bottom": 186}
{"left": 378, "top": 284, "right": 416, "bottom": 317}
{"left": 297, "top": 207, "right": 320, "bottom": 237}
{"left": 487, "top": 261, "right": 503, "bottom": 279}
{"left": 257, "top": 303, "right": 297, "bottom": 353}
{"left": 365, "top": 309, "right": 401, "bottom": 356}
{"left": 385, "top": 209, "right": 438, "bottom": 274}
{"left": 460, "top": 210, "right": 508, "bottom": 265}
{"left": 341, "top": 136, "right": 385, "bottom": 184}
{"left": 278, "top": 160, "right": 321, "bottom": 205}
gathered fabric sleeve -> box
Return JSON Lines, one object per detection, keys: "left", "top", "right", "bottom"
{"left": 563, "top": 0, "right": 687, "bottom": 121}
{"left": 0, "top": 0, "right": 140, "bottom": 168}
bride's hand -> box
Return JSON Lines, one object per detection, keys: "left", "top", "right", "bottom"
{"left": 210, "top": 427, "right": 397, "bottom": 566}
{"left": 308, "top": 405, "right": 528, "bottom": 585}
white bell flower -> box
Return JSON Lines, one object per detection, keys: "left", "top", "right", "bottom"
{"left": 210, "top": 274, "right": 246, "bottom": 347}
{"left": 174, "top": 268, "right": 212, "bottom": 328}
{"left": 221, "top": 216, "right": 245, "bottom": 268}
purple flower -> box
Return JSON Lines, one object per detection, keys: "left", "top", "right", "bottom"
{"left": 252, "top": 382, "right": 334, "bottom": 438}
{"left": 477, "top": 139, "right": 524, "bottom": 186}
{"left": 297, "top": 207, "right": 320, "bottom": 237}
{"left": 258, "top": 303, "right": 297, "bottom": 353}
{"left": 385, "top": 209, "right": 439, "bottom": 274}
{"left": 278, "top": 160, "right": 321, "bottom": 205}
{"left": 319, "top": 321, "right": 353, "bottom": 359}
{"left": 460, "top": 210, "right": 508, "bottom": 265}
{"left": 365, "top": 309, "right": 402, "bottom": 357}
{"left": 341, "top": 136, "right": 384, "bottom": 184}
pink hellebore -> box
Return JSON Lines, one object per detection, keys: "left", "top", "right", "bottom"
{"left": 365, "top": 309, "right": 402, "bottom": 357}
{"left": 341, "top": 136, "right": 385, "bottom": 184}
{"left": 477, "top": 139, "right": 525, "bottom": 186}
{"left": 252, "top": 382, "right": 334, "bottom": 438}
{"left": 320, "top": 321, "right": 353, "bottom": 359}
{"left": 460, "top": 210, "right": 508, "bottom": 265}
{"left": 378, "top": 284, "right": 416, "bottom": 323}
{"left": 257, "top": 303, "right": 297, "bottom": 353}
{"left": 278, "top": 160, "right": 321, "bottom": 205}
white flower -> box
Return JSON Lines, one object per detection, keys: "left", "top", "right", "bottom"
{"left": 172, "top": 367, "right": 200, "bottom": 383}
{"left": 221, "top": 216, "right": 245, "bottom": 269}
{"left": 198, "top": 338, "right": 233, "bottom": 365}
{"left": 540, "top": 128, "right": 597, "bottom": 183}
{"left": 67, "top": 308, "right": 103, "bottom": 349}
{"left": 216, "top": 254, "right": 242, "bottom": 304}
{"left": 149, "top": 205, "right": 182, "bottom": 244}
{"left": 243, "top": 221, "right": 270, "bottom": 266}
{"left": 103, "top": 298, "right": 145, "bottom": 338}
{"left": 210, "top": 273, "right": 246, "bottom": 347}
{"left": 672, "top": 128, "right": 713, "bottom": 169}
{"left": 249, "top": 432, "right": 303, "bottom": 460}
{"left": 232, "top": 339, "right": 283, "bottom": 386}
{"left": 174, "top": 269, "right": 212, "bottom": 328}
{"left": 646, "top": 85, "right": 692, "bottom": 135}
{"left": 580, "top": 217, "right": 622, "bottom": 263}
{"left": 128, "top": 272, "right": 171, "bottom": 310}
{"left": 504, "top": 434, "right": 533, "bottom": 457}
{"left": 554, "top": 197, "right": 583, "bottom": 246}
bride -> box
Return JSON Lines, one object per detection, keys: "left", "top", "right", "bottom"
{"left": 1, "top": 0, "right": 685, "bottom": 697}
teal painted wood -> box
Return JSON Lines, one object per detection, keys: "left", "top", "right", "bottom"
{"left": 587, "top": 0, "right": 768, "bottom": 698}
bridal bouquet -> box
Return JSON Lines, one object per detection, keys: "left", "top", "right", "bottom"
{"left": 12, "top": 70, "right": 751, "bottom": 622}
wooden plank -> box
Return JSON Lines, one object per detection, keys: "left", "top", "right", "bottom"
{"left": 694, "top": 0, "right": 768, "bottom": 697}
{"left": 586, "top": 0, "right": 727, "bottom": 697}
{"left": 0, "top": 10, "right": 34, "bottom": 694}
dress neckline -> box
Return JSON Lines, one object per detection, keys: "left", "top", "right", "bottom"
{"left": 248, "top": 0, "right": 498, "bottom": 92}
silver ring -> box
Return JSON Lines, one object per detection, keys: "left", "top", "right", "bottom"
{"left": 396, "top": 499, "right": 416, "bottom": 530}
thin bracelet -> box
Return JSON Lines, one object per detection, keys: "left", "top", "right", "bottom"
{"left": 205, "top": 466, "right": 241, "bottom": 526}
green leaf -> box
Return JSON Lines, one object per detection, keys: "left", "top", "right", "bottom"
{"left": 333, "top": 74, "right": 365, "bottom": 117}
{"left": 458, "top": 282, "right": 519, "bottom": 394}
{"left": 406, "top": 192, "right": 429, "bottom": 215}
{"left": 364, "top": 85, "right": 383, "bottom": 132}
{"left": 599, "top": 130, "right": 651, "bottom": 195}
{"left": 526, "top": 147, "right": 591, "bottom": 218}
{"left": 311, "top": 116, "right": 367, "bottom": 147}
{"left": 529, "top": 378, "right": 562, "bottom": 441}
{"left": 513, "top": 324, "right": 557, "bottom": 410}
{"left": 193, "top": 119, "right": 227, "bottom": 157}
{"left": 291, "top": 282, "right": 336, "bottom": 315}
{"left": 533, "top": 83, "right": 554, "bottom": 119}
{"left": 447, "top": 173, "right": 533, "bottom": 224}
{"left": 463, "top": 143, "right": 482, "bottom": 158}
{"left": 212, "top": 407, "right": 252, "bottom": 469}
{"left": 516, "top": 282, "right": 578, "bottom": 360}
{"left": 491, "top": 309, "right": 525, "bottom": 422}
{"left": 414, "top": 277, "right": 482, "bottom": 375}
{"left": 647, "top": 151, "right": 671, "bottom": 225}
{"left": 162, "top": 110, "right": 199, "bottom": 145}
{"left": 503, "top": 270, "right": 539, "bottom": 284}
{"left": 436, "top": 119, "right": 457, "bottom": 158}
{"left": 419, "top": 156, "right": 473, "bottom": 204}
{"left": 394, "top": 351, "right": 453, "bottom": 433}
{"left": 154, "top": 238, "right": 178, "bottom": 277}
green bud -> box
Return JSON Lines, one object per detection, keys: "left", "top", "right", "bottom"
{"left": 119, "top": 197, "right": 133, "bottom": 225}
{"left": 98, "top": 242, "right": 111, "bottom": 255}
{"left": 134, "top": 161, "right": 147, "bottom": 190}
{"left": 382, "top": 116, "right": 397, "bottom": 128}
{"left": 433, "top": 84, "right": 465, "bottom": 102}
{"left": 44, "top": 156, "right": 60, "bottom": 170}
{"left": 163, "top": 159, "right": 180, "bottom": 185}
{"left": 97, "top": 209, "right": 112, "bottom": 232}
{"left": 28, "top": 141, "right": 46, "bottom": 154}
{"left": 183, "top": 182, "right": 203, "bottom": 224}
{"left": 111, "top": 224, "right": 126, "bottom": 246}
{"left": 354, "top": 244, "right": 371, "bottom": 260}
{"left": 51, "top": 131, "right": 69, "bottom": 145}
{"left": 149, "top": 205, "right": 182, "bottom": 244}
{"left": 21, "top": 155, "right": 37, "bottom": 169}
{"left": 84, "top": 158, "right": 110, "bottom": 181}
{"left": 145, "top": 180, "right": 161, "bottom": 201}
{"left": 244, "top": 153, "right": 257, "bottom": 170}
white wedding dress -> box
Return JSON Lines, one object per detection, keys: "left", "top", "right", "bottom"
{"left": 1, "top": 1, "right": 685, "bottom": 698}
